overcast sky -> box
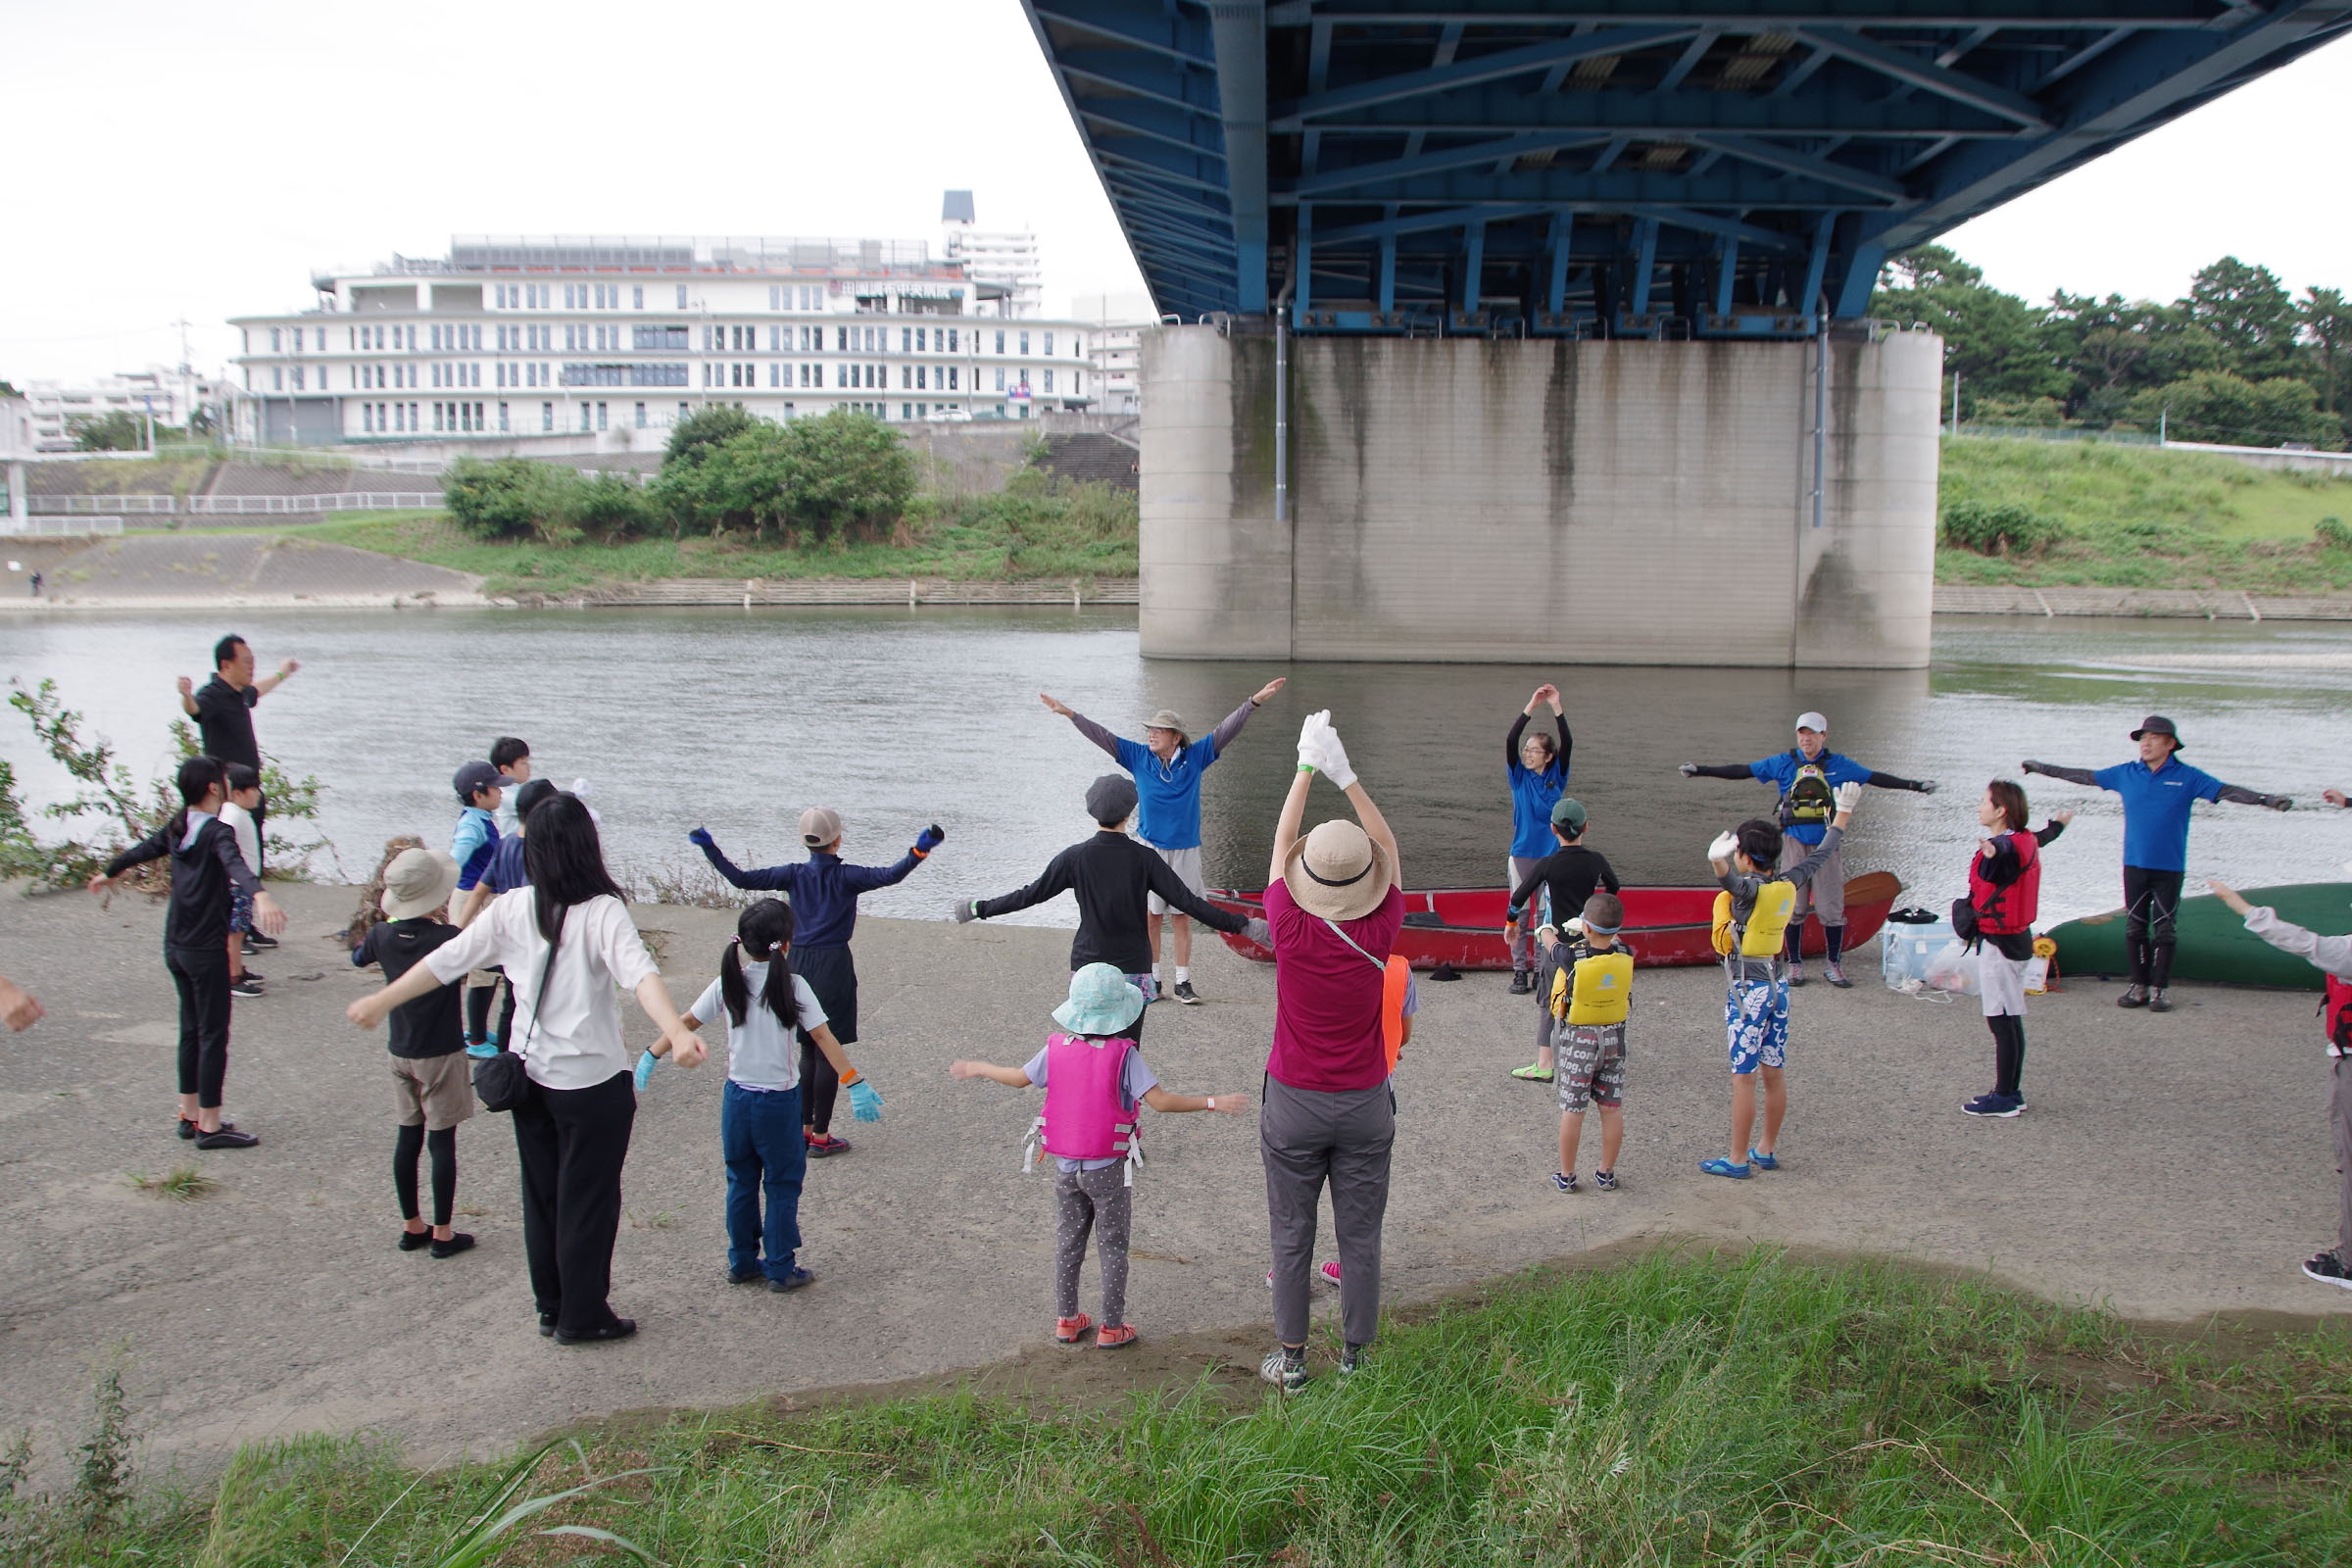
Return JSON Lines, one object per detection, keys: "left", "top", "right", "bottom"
{"left": 1, "top": 3, "right": 2344, "bottom": 385}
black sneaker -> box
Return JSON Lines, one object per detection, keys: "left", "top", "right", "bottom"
{"left": 728, "top": 1265, "right": 764, "bottom": 1285}
{"left": 430, "top": 1232, "right": 475, "bottom": 1259}
{"left": 2117, "top": 985, "right": 2149, "bottom": 1008}
{"left": 236, "top": 968, "right": 265, "bottom": 983}
{"left": 177, "top": 1116, "right": 199, "bottom": 1141}
{"left": 195, "top": 1126, "right": 260, "bottom": 1150}
{"left": 1172, "top": 981, "right": 1201, "bottom": 1005}
{"left": 1339, "top": 1343, "right": 1367, "bottom": 1377}
{"left": 2148, "top": 989, "right": 2173, "bottom": 1013}
{"left": 227, "top": 976, "right": 264, "bottom": 999}
{"left": 2303, "top": 1250, "right": 2352, "bottom": 1290}
{"left": 1508, "top": 969, "right": 1533, "bottom": 995}
{"left": 398, "top": 1229, "right": 433, "bottom": 1252}
{"left": 554, "top": 1316, "right": 638, "bottom": 1346}
{"left": 538, "top": 1311, "right": 558, "bottom": 1337}
{"left": 243, "top": 932, "right": 278, "bottom": 951}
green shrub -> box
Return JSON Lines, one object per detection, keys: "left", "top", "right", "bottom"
{"left": 652, "top": 409, "right": 914, "bottom": 541}
{"left": 441, "top": 457, "right": 549, "bottom": 540}
{"left": 1940, "top": 498, "right": 2062, "bottom": 556}
{"left": 2319, "top": 515, "right": 2352, "bottom": 551}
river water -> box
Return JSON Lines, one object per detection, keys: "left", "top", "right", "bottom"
{"left": 2, "top": 608, "right": 2346, "bottom": 931}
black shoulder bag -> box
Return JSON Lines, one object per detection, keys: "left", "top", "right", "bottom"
{"left": 472, "top": 908, "right": 563, "bottom": 1113}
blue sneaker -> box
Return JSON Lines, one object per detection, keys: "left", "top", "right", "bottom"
{"left": 1747, "top": 1149, "right": 1780, "bottom": 1170}
{"left": 1699, "top": 1157, "right": 1752, "bottom": 1180}
{"left": 465, "top": 1040, "right": 500, "bottom": 1059}
{"left": 1551, "top": 1170, "right": 1579, "bottom": 1193}
{"left": 1962, "top": 1093, "right": 2025, "bottom": 1118}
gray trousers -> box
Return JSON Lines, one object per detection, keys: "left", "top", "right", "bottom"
{"left": 1508, "top": 857, "right": 1542, "bottom": 969}
{"left": 1054, "top": 1164, "right": 1131, "bottom": 1324}
{"left": 2333, "top": 1060, "right": 2352, "bottom": 1260}
{"left": 1261, "top": 1075, "right": 1395, "bottom": 1348}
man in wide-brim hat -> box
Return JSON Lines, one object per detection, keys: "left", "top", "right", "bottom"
{"left": 1254, "top": 710, "right": 1405, "bottom": 1395}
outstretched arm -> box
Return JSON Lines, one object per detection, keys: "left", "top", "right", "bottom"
{"left": 2213, "top": 782, "right": 2293, "bottom": 810}
{"left": 973, "top": 851, "right": 1077, "bottom": 920}
{"left": 1863, "top": 770, "right": 1935, "bottom": 793}
{"left": 1145, "top": 855, "right": 1247, "bottom": 933}
{"left": 2021, "top": 761, "right": 2100, "bottom": 788}
{"left": 1142, "top": 1085, "right": 1248, "bottom": 1115}
{"left": 686, "top": 830, "right": 797, "bottom": 892}
{"left": 949, "top": 1059, "right": 1033, "bottom": 1088}
{"left": 1680, "top": 762, "right": 1754, "bottom": 780}
{"left": 1043, "top": 694, "right": 1124, "bottom": 762}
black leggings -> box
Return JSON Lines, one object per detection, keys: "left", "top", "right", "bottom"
{"left": 466, "top": 969, "right": 516, "bottom": 1047}
{"left": 166, "top": 946, "right": 231, "bottom": 1109}
{"left": 394, "top": 1123, "right": 458, "bottom": 1226}
{"left": 2123, "top": 865, "right": 2185, "bottom": 989}
{"left": 1988, "top": 1014, "right": 2027, "bottom": 1098}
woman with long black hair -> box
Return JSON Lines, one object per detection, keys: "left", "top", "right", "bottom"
{"left": 349, "top": 792, "right": 708, "bottom": 1343}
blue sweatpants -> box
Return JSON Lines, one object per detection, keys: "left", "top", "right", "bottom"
{"left": 721, "top": 1079, "right": 807, "bottom": 1280}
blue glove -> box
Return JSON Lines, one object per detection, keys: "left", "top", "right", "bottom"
{"left": 846, "top": 1076, "right": 883, "bottom": 1122}
{"left": 914, "top": 823, "right": 946, "bottom": 855}
{"left": 633, "top": 1050, "right": 661, "bottom": 1091}
{"left": 687, "top": 827, "right": 714, "bottom": 849}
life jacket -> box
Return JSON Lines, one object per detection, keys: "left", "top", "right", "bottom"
{"left": 1781, "top": 753, "right": 1835, "bottom": 829}
{"left": 2324, "top": 975, "right": 2352, "bottom": 1056}
{"left": 1380, "top": 956, "right": 1409, "bottom": 1071}
{"left": 1712, "top": 881, "right": 1797, "bottom": 959}
{"left": 1023, "top": 1032, "right": 1144, "bottom": 1187}
{"left": 1550, "top": 943, "right": 1633, "bottom": 1025}
{"left": 1966, "top": 831, "right": 2040, "bottom": 937}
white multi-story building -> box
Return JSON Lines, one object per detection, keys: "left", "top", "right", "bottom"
{"left": 228, "top": 225, "right": 1098, "bottom": 446}
{"left": 941, "top": 190, "right": 1043, "bottom": 320}
{"left": 1072, "top": 291, "right": 1157, "bottom": 416}
{"left": 23, "top": 367, "right": 221, "bottom": 452}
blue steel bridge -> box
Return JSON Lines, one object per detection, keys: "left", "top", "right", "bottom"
{"left": 1020, "top": 0, "right": 2351, "bottom": 338}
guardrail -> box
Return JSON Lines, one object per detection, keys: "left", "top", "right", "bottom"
{"left": 185, "top": 493, "right": 442, "bottom": 515}
{"left": 0, "top": 517, "right": 124, "bottom": 537}
{"left": 28, "top": 494, "right": 177, "bottom": 514}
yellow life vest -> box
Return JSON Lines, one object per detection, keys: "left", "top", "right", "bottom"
{"left": 1711, "top": 881, "right": 1797, "bottom": 958}
{"left": 1561, "top": 949, "right": 1633, "bottom": 1025}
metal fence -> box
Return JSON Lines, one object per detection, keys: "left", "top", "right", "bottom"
{"left": 0, "top": 517, "right": 124, "bottom": 537}
{"left": 28, "top": 494, "right": 178, "bottom": 514}
{"left": 186, "top": 493, "right": 442, "bottom": 515}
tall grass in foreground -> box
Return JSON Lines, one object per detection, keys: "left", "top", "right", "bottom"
{"left": 11, "top": 1249, "right": 2351, "bottom": 1565}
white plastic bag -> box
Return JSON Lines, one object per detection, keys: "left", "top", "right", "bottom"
{"left": 1920, "top": 938, "right": 1982, "bottom": 998}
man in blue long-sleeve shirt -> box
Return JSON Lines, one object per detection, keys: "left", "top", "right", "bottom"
{"left": 690, "top": 808, "right": 944, "bottom": 1157}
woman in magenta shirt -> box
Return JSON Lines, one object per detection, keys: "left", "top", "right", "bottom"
{"left": 1256, "top": 710, "right": 1404, "bottom": 1394}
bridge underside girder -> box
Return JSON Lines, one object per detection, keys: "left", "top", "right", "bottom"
{"left": 1024, "top": 0, "right": 2352, "bottom": 337}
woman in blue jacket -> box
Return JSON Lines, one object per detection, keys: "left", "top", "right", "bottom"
{"left": 1504, "top": 684, "right": 1570, "bottom": 993}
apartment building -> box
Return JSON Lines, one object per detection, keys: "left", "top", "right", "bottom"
{"left": 229, "top": 221, "right": 1098, "bottom": 446}
{"left": 941, "top": 190, "right": 1043, "bottom": 319}
{"left": 1071, "top": 291, "right": 1156, "bottom": 416}
{"left": 22, "top": 367, "right": 221, "bottom": 452}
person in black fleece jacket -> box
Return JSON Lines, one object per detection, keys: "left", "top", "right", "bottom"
{"left": 954, "top": 775, "right": 1260, "bottom": 1044}
{"left": 91, "top": 755, "right": 287, "bottom": 1149}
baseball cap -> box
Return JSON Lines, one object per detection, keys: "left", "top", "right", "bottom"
{"left": 452, "top": 760, "right": 506, "bottom": 803}
{"left": 514, "top": 777, "right": 560, "bottom": 818}
{"left": 798, "top": 806, "right": 844, "bottom": 847}
{"left": 1794, "top": 711, "right": 1829, "bottom": 733}
{"left": 1086, "top": 773, "right": 1139, "bottom": 826}
{"left": 1550, "top": 797, "right": 1588, "bottom": 834}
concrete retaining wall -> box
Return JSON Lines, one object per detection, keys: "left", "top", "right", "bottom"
{"left": 1140, "top": 326, "right": 1941, "bottom": 667}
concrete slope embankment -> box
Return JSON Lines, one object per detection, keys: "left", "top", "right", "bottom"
{"left": 3, "top": 535, "right": 484, "bottom": 610}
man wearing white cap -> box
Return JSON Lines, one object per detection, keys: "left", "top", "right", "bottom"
{"left": 1680, "top": 712, "right": 1935, "bottom": 987}
{"left": 1041, "top": 676, "right": 1287, "bottom": 1004}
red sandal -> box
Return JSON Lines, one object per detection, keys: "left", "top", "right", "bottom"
{"left": 1054, "top": 1313, "right": 1093, "bottom": 1345}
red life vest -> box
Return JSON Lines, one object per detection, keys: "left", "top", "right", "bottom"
{"left": 1967, "top": 832, "right": 2040, "bottom": 936}
{"left": 2324, "top": 975, "right": 2352, "bottom": 1055}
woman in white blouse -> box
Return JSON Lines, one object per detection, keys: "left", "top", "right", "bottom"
{"left": 350, "top": 792, "right": 707, "bottom": 1344}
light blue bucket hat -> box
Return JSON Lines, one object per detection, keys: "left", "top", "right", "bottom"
{"left": 1053, "top": 962, "right": 1148, "bottom": 1036}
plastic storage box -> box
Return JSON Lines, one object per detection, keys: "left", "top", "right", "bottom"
{"left": 1882, "top": 917, "right": 1957, "bottom": 991}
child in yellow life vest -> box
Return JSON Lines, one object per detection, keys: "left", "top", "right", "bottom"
{"left": 1537, "top": 893, "right": 1633, "bottom": 1193}
{"left": 1702, "top": 786, "right": 1859, "bottom": 1180}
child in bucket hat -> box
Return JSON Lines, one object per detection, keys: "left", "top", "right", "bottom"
{"left": 949, "top": 963, "right": 1249, "bottom": 1349}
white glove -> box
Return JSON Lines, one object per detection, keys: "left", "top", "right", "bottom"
{"left": 1296, "top": 715, "right": 1327, "bottom": 773}
{"left": 1834, "top": 781, "right": 1863, "bottom": 815}
{"left": 1707, "top": 831, "right": 1739, "bottom": 862}
{"left": 1313, "top": 713, "right": 1357, "bottom": 790}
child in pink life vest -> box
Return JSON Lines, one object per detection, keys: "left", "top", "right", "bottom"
{"left": 950, "top": 963, "right": 1248, "bottom": 1350}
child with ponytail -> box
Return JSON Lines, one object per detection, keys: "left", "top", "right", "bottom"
{"left": 638, "top": 900, "right": 881, "bottom": 1292}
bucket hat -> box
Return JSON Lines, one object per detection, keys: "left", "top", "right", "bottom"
{"left": 1282, "top": 818, "right": 1395, "bottom": 922}
{"left": 2130, "top": 714, "right": 2183, "bottom": 750}
{"left": 381, "top": 847, "right": 461, "bottom": 920}
{"left": 1144, "top": 709, "right": 1186, "bottom": 736}
{"left": 1054, "top": 962, "right": 1148, "bottom": 1036}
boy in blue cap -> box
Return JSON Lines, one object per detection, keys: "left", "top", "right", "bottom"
{"left": 2025, "top": 716, "right": 2289, "bottom": 1012}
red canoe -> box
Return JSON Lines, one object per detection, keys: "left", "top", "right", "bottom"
{"left": 1207, "top": 871, "right": 1903, "bottom": 971}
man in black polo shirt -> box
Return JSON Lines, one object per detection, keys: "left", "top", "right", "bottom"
{"left": 176, "top": 634, "right": 299, "bottom": 907}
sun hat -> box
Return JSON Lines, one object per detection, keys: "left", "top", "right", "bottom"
{"left": 1086, "top": 773, "right": 1139, "bottom": 826}
{"left": 452, "top": 760, "right": 506, "bottom": 804}
{"left": 1282, "top": 817, "right": 1395, "bottom": 922}
{"left": 2130, "top": 714, "right": 2183, "bottom": 750}
{"left": 1144, "top": 710, "right": 1186, "bottom": 735}
{"left": 1794, "top": 710, "right": 1829, "bottom": 733}
{"left": 381, "top": 847, "right": 461, "bottom": 920}
{"left": 1550, "top": 797, "right": 1588, "bottom": 834}
{"left": 799, "top": 805, "right": 844, "bottom": 847}
{"left": 1054, "top": 962, "right": 1148, "bottom": 1036}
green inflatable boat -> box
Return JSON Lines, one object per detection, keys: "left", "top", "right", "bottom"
{"left": 2050, "top": 883, "right": 2352, "bottom": 992}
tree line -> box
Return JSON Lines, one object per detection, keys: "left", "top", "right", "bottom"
{"left": 1871, "top": 248, "right": 2350, "bottom": 450}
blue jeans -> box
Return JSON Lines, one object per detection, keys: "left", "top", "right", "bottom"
{"left": 721, "top": 1080, "right": 806, "bottom": 1280}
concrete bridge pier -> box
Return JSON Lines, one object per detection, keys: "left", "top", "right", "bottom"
{"left": 1139, "top": 325, "right": 1941, "bottom": 668}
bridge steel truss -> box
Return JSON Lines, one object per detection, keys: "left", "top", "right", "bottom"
{"left": 1021, "top": 0, "right": 2352, "bottom": 338}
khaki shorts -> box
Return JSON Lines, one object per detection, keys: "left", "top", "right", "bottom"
{"left": 1146, "top": 844, "right": 1207, "bottom": 914}
{"left": 392, "top": 1053, "right": 477, "bottom": 1130}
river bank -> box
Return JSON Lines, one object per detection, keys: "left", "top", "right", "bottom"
{"left": 3, "top": 880, "right": 2344, "bottom": 1489}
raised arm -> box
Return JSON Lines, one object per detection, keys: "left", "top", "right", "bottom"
{"left": 1504, "top": 710, "right": 1532, "bottom": 770}
{"left": 1043, "top": 693, "right": 1124, "bottom": 762}
{"left": 842, "top": 849, "right": 924, "bottom": 893}
{"left": 2020, "top": 761, "right": 2100, "bottom": 788}
{"left": 685, "top": 829, "right": 798, "bottom": 892}
{"left": 174, "top": 674, "right": 199, "bottom": 718}
{"left": 1271, "top": 722, "right": 1319, "bottom": 884}
{"left": 253, "top": 659, "right": 298, "bottom": 697}
{"left": 1312, "top": 714, "right": 1402, "bottom": 893}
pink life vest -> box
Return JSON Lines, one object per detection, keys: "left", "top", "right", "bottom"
{"left": 1025, "top": 1031, "right": 1143, "bottom": 1183}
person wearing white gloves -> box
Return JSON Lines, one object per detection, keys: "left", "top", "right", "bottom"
{"left": 1698, "top": 783, "right": 1860, "bottom": 1181}
{"left": 1256, "top": 711, "right": 1405, "bottom": 1394}
{"left": 2209, "top": 874, "right": 2352, "bottom": 1292}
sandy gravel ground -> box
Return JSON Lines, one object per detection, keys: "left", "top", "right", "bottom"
{"left": 2, "top": 881, "right": 2344, "bottom": 1482}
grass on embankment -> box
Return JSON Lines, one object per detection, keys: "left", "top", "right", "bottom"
{"left": 278, "top": 476, "right": 1139, "bottom": 597}
{"left": 1938, "top": 437, "right": 2352, "bottom": 591}
{"left": 14, "top": 1249, "right": 2352, "bottom": 1566}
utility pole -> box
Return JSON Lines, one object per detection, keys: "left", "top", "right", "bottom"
{"left": 1950, "top": 370, "right": 1961, "bottom": 436}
